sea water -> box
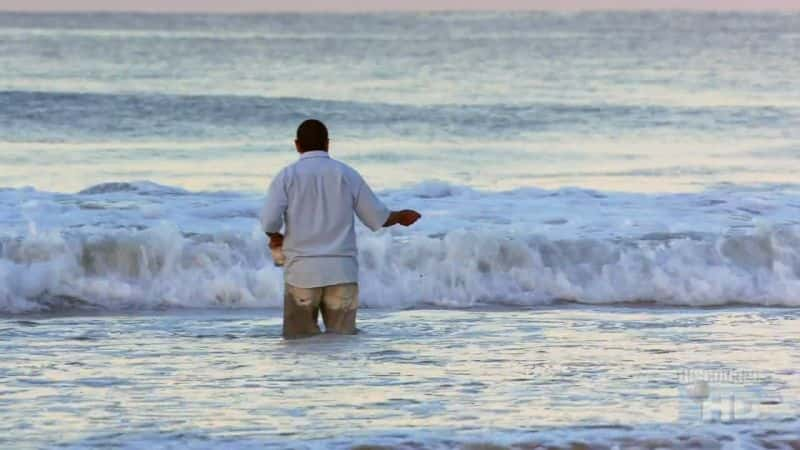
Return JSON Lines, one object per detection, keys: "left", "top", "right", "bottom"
{"left": 1, "top": 11, "right": 799, "bottom": 449}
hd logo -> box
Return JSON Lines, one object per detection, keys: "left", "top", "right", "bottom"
{"left": 677, "top": 378, "right": 782, "bottom": 423}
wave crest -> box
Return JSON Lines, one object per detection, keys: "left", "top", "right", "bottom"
{"left": 2, "top": 224, "right": 800, "bottom": 314}
{"left": 78, "top": 181, "right": 188, "bottom": 196}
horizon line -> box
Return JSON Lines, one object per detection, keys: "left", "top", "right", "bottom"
{"left": 2, "top": 7, "right": 799, "bottom": 14}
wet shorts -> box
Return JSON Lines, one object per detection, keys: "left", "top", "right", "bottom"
{"left": 282, "top": 283, "right": 359, "bottom": 338}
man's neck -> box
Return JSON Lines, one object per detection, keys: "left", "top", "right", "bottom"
{"left": 299, "top": 150, "right": 330, "bottom": 159}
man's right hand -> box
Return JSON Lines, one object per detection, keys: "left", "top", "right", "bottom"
{"left": 384, "top": 210, "right": 421, "bottom": 227}
{"left": 267, "top": 232, "right": 284, "bottom": 249}
{"left": 266, "top": 232, "right": 286, "bottom": 267}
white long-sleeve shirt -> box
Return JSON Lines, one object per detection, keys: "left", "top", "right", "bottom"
{"left": 260, "top": 150, "right": 391, "bottom": 288}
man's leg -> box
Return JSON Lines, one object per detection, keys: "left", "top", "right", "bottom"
{"left": 320, "top": 283, "right": 359, "bottom": 334}
{"left": 283, "top": 284, "right": 323, "bottom": 339}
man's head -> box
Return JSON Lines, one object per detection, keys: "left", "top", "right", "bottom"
{"left": 295, "top": 119, "right": 329, "bottom": 153}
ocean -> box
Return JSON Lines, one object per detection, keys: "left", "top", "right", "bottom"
{"left": 1, "top": 11, "right": 799, "bottom": 449}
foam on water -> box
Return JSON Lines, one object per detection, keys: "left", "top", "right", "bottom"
{"left": 60, "top": 421, "right": 800, "bottom": 450}
{"left": 2, "top": 181, "right": 799, "bottom": 313}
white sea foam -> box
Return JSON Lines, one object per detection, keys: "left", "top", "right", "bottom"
{"left": 60, "top": 420, "right": 800, "bottom": 450}
{"left": 1, "top": 181, "right": 800, "bottom": 313}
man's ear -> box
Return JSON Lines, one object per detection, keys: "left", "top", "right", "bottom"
{"left": 295, "top": 139, "right": 303, "bottom": 153}
{"left": 323, "top": 139, "right": 330, "bottom": 151}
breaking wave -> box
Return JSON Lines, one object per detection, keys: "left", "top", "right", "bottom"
{"left": 2, "top": 222, "right": 800, "bottom": 314}
{"left": 2, "top": 180, "right": 800, "bottom": 313}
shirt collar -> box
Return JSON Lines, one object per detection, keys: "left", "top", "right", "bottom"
{"left": 299, "top": 150, "right": 330, "bottom": 160}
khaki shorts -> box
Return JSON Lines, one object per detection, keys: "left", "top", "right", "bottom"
{"left": 282, "top": 283, "right": 359, "bottom": 339}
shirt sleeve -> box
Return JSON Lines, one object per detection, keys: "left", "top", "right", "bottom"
{"left": 354, "top": 173, "right": 391, "bottom": 232}
{"left": 260, "top": 170, "right": 288, "bottom": 233}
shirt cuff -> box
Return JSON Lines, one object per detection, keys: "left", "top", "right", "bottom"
{"left": 369, "top": 207, "right": 391, "bottom": 232}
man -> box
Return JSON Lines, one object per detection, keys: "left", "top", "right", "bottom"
{"left": 260, "top": 119, "right": 421, "bottom": 338}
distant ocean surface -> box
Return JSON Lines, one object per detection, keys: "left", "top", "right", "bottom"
{"left": 1, "top": 12, "right": 800, "bottom": 450}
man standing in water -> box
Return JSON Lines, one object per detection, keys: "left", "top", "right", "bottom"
{"left": 261, "top": 119, "right": 421, "bottom": 338}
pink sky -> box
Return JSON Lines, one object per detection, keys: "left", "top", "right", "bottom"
{"left": 1, "top": 0, "right": 798, "bottom": 12}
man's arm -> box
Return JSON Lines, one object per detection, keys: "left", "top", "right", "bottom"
{"left": 353, "top": 172, "right": 421, "bottom": 230}
{"left": 383, "top": 210, "right": 421, "bottom": 227}
{"left": 260, "top": 170, "right": 288, "bottom": 246}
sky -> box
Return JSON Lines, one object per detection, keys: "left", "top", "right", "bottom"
{"left": 0, "top": 0, "right": 798, "bottom": 13}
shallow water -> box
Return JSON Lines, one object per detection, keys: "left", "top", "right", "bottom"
{"left": 2, "top": 307, "right": 798, "bottom": 449}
